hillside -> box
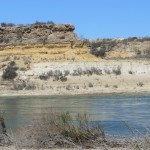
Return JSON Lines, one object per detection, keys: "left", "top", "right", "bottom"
{"left": 0, "top": 23, "right": 150, "bottom": 96}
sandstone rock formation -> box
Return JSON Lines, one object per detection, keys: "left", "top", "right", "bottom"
{"left": 0, "top": 23, "right": 150, "bottom": 95}
{"left": 0, "top": 24, "right": 79, "bottom": 47}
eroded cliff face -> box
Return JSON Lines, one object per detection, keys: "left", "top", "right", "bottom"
{"left": 0, "top": 23, "right": 150, "bottom": 94}
{"left": 90, "top": 38, "right": 150, "bottom": 59}
{"left": 0, "top": 23, "right": 95, "bottom": 72}
{"left": 0, "top": 24, "right": 76, "bottom": 46}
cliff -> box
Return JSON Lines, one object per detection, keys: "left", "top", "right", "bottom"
{"left": 0, "top": 24, "right": 76, "bottom": 46}
{"left": 89, "top": 38, "right": 150, "bottom": 59}
{"left": 0, "top": 23, "right": 150, "bottom": 95}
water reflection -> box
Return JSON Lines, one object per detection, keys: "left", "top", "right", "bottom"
{"left": 0, "top": 94, "right": 150, "bottom": 135}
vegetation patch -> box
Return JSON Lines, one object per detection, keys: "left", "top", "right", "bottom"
{"left": 1, "top": 112, "right": 150, "bottom": 149}
{"left": 137, "top": 82, "right": 144, "bottom": 87}
{"left": 2, "top": 61, "right": 18, "bottom": 80}
{"left": 10, "top": 111, "right": 105, "bottom": 149}
{"left": 112, "top": 66, "right": 121, "bottom": 75}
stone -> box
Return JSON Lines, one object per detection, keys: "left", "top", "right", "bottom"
{"left": 0, "top": 23, "right": 77, "bottom": 47}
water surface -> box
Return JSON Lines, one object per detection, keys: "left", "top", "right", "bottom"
{"left": 0, "top": 94, "right": 150, "bottom": 136}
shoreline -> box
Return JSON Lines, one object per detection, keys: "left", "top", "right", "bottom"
{"left": 0, "top": 87, "right": 150, "bottom": 97}
{"left": 0, "top": 147, "right": 137, "bottom": 150}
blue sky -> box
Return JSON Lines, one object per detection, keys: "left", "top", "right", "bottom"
{"left": 0, "top": 0, "right": 150, "bottom": 39}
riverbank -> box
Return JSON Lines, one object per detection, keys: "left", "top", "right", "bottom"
{"left": 1, "top": 110, "right": 149, "bottom": 150}
{"left": 1, "top": 60, "right": 150, "bottom": 97}
{"left": 0, "top": 86, "right": 150, "bottom": 97}
{"left": 0, "top": 147, "right": 140, "bottom": 150}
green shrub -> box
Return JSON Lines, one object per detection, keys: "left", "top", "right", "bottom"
{"left": 90, "top": 47, "right": 106, "bottom": 57}
{"left": 34, "top": 21, "right": 54, "bottom": 25}
{"left": 137, "top": 82, "right": 144, "bottom": 87}
{"left": 2, "top": 61, "right": 18, "bottom": 80}
{"left": 64, "top": 70, "right": 70, "bottom": 76}
{"left": 47, "top": 21, "right": 55, "bottom": 24}
{"left": 128, "top": 70, "right": 133, "bottom": 74}
{"left": 34, "top": 21, "right": 46, "bottom": 25}
{"left": 39, "top": 70, "right": 68, "bottom": 82}
{"left": 1, "top": 22, "right": 15, "bottom": 27}
{"left": 60, "top": 75, "right": 67, "bottom": 82}
{"left": 112, "top": 66, "right": 121, "bottom": 75}
{"left": 90, "top": 39, "right": 117, "bottom": 57}
{"left": 39, "top": 75, "right": 49, "bottom": 80}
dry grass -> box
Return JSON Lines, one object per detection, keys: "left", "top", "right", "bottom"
{"left": 12, "top": 111, "right": 105, "bottom": 149}
{"left": 0, "top": 113, "right": 12, "bottom": 147}
{"left": 1, "top": 112, "right": 150, "bottom": 149}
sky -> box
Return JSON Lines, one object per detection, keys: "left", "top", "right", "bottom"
{"left": 0, "top": 0, "right": 150, "bottom": 39}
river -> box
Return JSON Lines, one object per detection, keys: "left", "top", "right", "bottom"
{"left": 0, "top": 94, "right": 150, "bottom": 136}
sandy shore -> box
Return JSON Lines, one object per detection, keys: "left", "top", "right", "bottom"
{"left": 0, "top": 147, "right": 138, "bottom": 150}
{"left": 1, "top": 61, "right": 150, "bottom": 97}
{"left": 0, "top": 86, "right": 150, "bottom": 97}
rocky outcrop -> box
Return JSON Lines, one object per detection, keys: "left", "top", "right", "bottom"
{"left": 90, "top": 38, "right": 150, "bottom": 59}
{"left": 0, "top": 24, "right": 78, "bottom": 47}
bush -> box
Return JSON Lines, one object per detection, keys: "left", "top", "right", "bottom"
{"left": 47, "top": 70, "right": 54, "bottom": 77}
{"left": 0, "top": 115, "right": 6, "bottom": 135}
{"left": 47, "top": 21, "right": 55, "bottom": 24}
{"left": 60, "top": 76, "right": 67, "bottom": 82}
{"left": 2, "top": 61, "right": 18, "bottom": 80}
{"left": 112, "top": 66, "right": 121, "bottom": 75}
{"left": 16, "top": 111, "right": 104, "bottom": 148}
{"left": 64, "top": 70, "right": 70, "bottom": 76}
{"left": 39, "top": 70, "right": 68, "bottom": 82}
{"left": 1, "top": 22, "right": 15, "bottom": 27}
{"left": 104, "top": 69, "right": 111, "bottom": 74}
{"left": 34, "top": 21, "right": 46, "bottom": 25}
{"left": 88, "top": 82, "right": 93, "bottom": 87}
{"left": 90, "top": 48, "right": 106, "bottom": 57}
{"left": 12, "top": 79, "right": 36, "bottom": 90}
{"left": 66, "top": 84, "right": 71, "bottom": 90}
{"left": 113, "top": 85, "right": 118, "bottom": 88}
{"left": 91, "top": 67, "right": 102, "bottom": 75}
{"left": 0, "top": 114, "right": 10, "bottom": 146}
{"left": 137, "top": 82, "right": 144, "bottom": 87}
{"left": 72, "top": 68, "right": 83, "bottom": 76}
{"left": 34, "top": 21, "right": 55, "bottom": 25}
{"left": 90, "top": 39, "right": 117, "bottom": 57}
{"left": 39, "top": 75, "right": 49, "bottom": 80}
{"left": 54, "top": 70, "right": 62, "bottom": 77}
{"left": 72, "top": 68, "right": 102, "bottom": 76}
{"left": 76, "top": 85, "right": 79, "bottom": 89}
{"left": 128, "top": 70, "right": 133, "bottom": 74}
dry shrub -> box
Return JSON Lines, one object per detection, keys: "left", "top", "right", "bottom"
{"left": 2, "top": 61, "right": 18, "bottom": 80}
{"left": 15, "top": 111, "right": 105, "bottom": 149}
{"left": 88, "top": 82, "right": 94, "bottom": 87}
{"left": 0, "top": 113, "right": 11, "bottom": 146}
{"left": 2, "top": 112, "right": 150, "bottom": 149}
